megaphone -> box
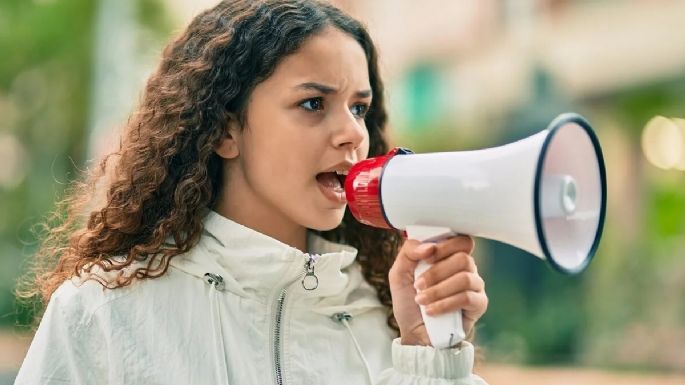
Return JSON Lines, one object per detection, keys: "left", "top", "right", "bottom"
{"left": 345, "top": 112, "right": 607, "bottom": 349}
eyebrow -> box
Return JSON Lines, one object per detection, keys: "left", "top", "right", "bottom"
{"left": 295, "top": 82, "right": 372, "bottom": 98}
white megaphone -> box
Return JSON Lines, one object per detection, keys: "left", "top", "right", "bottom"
{"left": 345, "top": 112, "right": 607, "bottom": 349}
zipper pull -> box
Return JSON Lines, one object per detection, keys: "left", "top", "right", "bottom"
{"left": 332, "top": 312, "right": 352, "bottom": 323}
{"left": 301, "top": 253, "right": 319, "bottom": 291}
{"left": 204, "top": 272, "right": 225, "bottom": 291}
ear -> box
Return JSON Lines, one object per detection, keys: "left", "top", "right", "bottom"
{"left": 215, "top": 114, "right": 241, "bottom": 159}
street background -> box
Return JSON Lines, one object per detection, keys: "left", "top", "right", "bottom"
{"left": 1, "top": 0, "right": 684, "bottom": 383}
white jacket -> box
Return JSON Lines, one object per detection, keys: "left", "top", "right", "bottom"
{"left": 15, "top": 211, "right": 487, "bottom": 385}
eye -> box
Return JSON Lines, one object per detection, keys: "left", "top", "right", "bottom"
{"left": 299, "top": 97, "right": 324, "bottom": 112}
{"left": 350, "top": 103, "right": 369, "bottom": 119}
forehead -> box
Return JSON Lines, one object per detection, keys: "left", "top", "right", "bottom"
{"left": 265, "top": 26, "right": 370, "bottom": 89}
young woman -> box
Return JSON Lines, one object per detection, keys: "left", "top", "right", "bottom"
{"left": 15, "top": 1, "right": 488, "bottom": 384}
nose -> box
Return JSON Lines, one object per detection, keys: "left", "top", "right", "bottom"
{"left": 332, "top": 109, "right": 366, "bottom": 151}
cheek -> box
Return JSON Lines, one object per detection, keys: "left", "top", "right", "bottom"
{"left": 253, "top": 138, "right": 314, "bottom": 186}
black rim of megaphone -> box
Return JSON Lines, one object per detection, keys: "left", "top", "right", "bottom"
{"left": 533, "top": 113, "right": 607, "bottom": 275}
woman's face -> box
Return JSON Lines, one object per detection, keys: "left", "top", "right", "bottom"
{"left": 216, "top": 26, "right": 372, "bottom": 242}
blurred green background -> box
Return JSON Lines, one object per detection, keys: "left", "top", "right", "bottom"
{"left": 1, "top": 0, "right": 684, "bottom": 384}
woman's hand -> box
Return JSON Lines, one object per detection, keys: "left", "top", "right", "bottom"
{"left": 388, "top": 235, "right": 488, "bottom": 346}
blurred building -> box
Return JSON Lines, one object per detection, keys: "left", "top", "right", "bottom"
{"left": 327, "top": 0, "right": 685, "bottom": 136}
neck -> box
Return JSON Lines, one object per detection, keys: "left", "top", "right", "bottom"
{"left": 214, "top": 188, "right": 307, "bottom": 253}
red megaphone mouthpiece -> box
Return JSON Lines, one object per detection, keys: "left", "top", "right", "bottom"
{"left": 344, "top": 147, "right": 413, "bottom": 229}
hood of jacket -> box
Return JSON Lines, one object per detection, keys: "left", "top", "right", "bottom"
{"left": 168, "top": 210, "right": 383, "bottom": 317}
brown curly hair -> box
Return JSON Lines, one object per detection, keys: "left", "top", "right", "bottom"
{"left": 18, "top": 0, "right": 404, "bottom": 334}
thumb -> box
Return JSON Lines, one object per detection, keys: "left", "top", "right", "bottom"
{"left": 390, "top": 240, "right": 436, "bottom": 286}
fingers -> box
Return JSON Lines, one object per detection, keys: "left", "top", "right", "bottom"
{"left": 414, "top": 271, "right": 484, "bottom": 307}
{"left": 421, "top": 290, "right": 488, "bottom": 317}
{"left": 424, "top": 235, "right": 474, "bottom": 264}
{"left": 393, "top": 239, "right": 438, "bottom": 263}
{"left": 389, "top": 240, "right": 436, "bottom": 286}
{"left": 414, "top": 252, "right": 476, "bottom": 290}
{"left": 405, "top": 240, "right": 437, "bottom": 262}
{"left": 413, "top": 248, "right": 487, "bottom": 319}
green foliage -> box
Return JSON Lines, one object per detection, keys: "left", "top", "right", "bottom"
{"left": 138, "top": 0, "right": 173, "bottom": 37}
{"left": 475, "top": 78, "right": 685, "bottom": 370}
{"left": 647, "top": 183, "right": 685, "bottom": 238}
{"left": 613, "top": 80, "right": 685, "bottom": 137}
{"left": 0, "top": 0, "right": 96, "bottom": 328}
{"left": 0, "top": 0, "right": 170, "bottom": 329}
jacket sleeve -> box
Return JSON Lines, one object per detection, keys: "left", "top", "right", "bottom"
{"left": 377, "top": 339, "right": 488, "bottom": 385}
{"left": 14, "top": 283, "right": 105, "bottom": 385}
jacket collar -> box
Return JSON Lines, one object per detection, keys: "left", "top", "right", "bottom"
{"left": 202, "top": 209, "right": 357, "bottom": 257}
{"left": 171, "top": 210, "right": 360, "bottom": 299}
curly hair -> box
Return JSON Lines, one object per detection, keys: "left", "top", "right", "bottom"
{"left": 18, "top": 0, "right": 404, "bottom": 334}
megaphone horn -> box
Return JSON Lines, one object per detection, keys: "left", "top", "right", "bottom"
{"left": 345, "top": 112, "right": 607, "bottom": 348}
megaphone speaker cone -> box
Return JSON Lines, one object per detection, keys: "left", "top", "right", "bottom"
{"left": 534, "top": 113, "right": 607, "bottom": 274}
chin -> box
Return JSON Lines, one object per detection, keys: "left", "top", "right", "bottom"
{"left": 306, "top": 208, "right": 346, "bottom": 231}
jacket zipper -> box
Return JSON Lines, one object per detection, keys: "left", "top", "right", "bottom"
{"left": 273, "top": 253, "right": 319, "bottom": 385}
{"left": 273, "top": 288, "right": 287, "bottom": 385}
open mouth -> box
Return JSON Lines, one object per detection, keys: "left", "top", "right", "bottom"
{"left": 315, "top": 171, "right": 347, "bottom": 190}
{"left": 315, "top": 170, "right": 348, "bottom": 204}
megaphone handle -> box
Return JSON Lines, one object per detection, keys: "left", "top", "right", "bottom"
{"left": 405, "top": 225, "right": 467, "bottom": 349}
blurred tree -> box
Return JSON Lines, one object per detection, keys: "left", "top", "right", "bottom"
{"left": 580, "top": 78, "right": 685, "bottom": 371}
{"left": 0, "top": 0, "right": 96, "bottom": 329}
{"left": 0, "top": 0, "right": 171, "bottom": 330}
{"left": 476, "top": 66, "right": 588, "bottom": 364}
